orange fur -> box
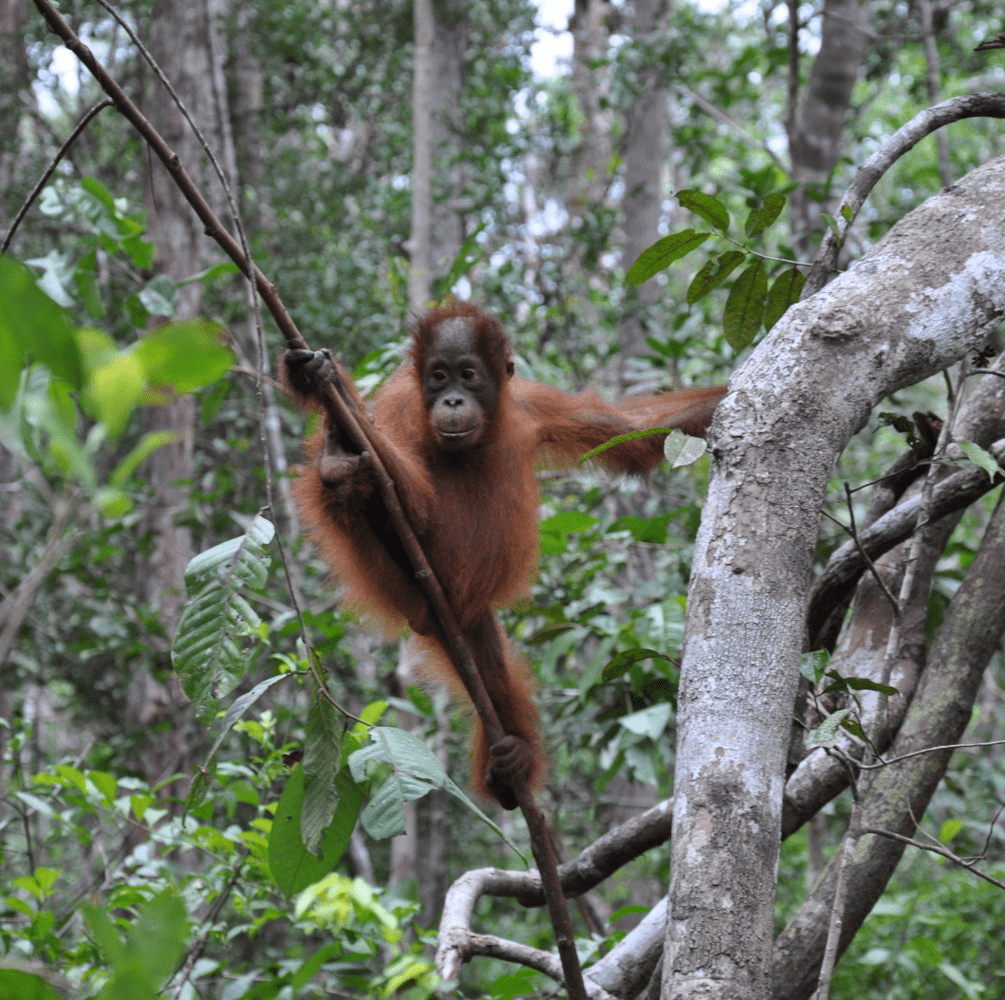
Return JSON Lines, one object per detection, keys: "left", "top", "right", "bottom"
{"left": 283, "top": 305, "right": 725, "bottom": 804}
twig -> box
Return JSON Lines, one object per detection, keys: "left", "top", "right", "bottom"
{"left": 804, "top": 93, "right": 1005, "bottom": 296}
{"left": 677, "top": 84, "right": 786, "bottom": 171}
{"left": 1, "top": 99, "right": 112, "bottom": 254}
{"left": 169, "top": 854, "right": 247, "bottom": 999}
{"left": 844, "top": 483, "right": 900, "bottom": 612}
{"left": 860, "top": 827, "right": 1005, "bottom": 890}
{"left": 27, "top": 3, "right": 585, "bottom": 991}
{"left": 856, "top": 737, "right": 1005, "bottom": 769}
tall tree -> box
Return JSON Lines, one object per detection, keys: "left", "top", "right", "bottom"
{"left": 618, "top": 0, "right": 671, "bottom": 391}
{"left": 131, "top": 0, "right": 222, "bottom": 781}
{"left": 786, "top": 0, "right": 871, "bottom": 255}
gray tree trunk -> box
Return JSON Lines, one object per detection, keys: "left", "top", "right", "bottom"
{"left": 131, "top": 0, "right": 221, "bottom": 783}
{"left": 619, "top": 0, "right": 671, "bottom": 392}
{"left": 787, "top": 0, "right": 870, "bottom": 256}
{"left": 662, "top": 154, "right": 1005, "bottom": 999}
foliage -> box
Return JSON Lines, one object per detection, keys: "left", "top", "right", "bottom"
{"left": 2, "top": 0, "right": 1005, "bottom": 994}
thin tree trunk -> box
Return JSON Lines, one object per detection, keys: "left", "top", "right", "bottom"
{"left": 568, "top": 0, "right": 613, "bottom": 214}
{"left": 130, "top": 0, "right": 221, "bottom": 785}
{"left": 409, "top": 0, "right": 435, "bottom": 309}
{"left": 0, "top": 0, "right": 30, "bottom": 229}
{"left": 619, "top": 0, "right": 671, "bottom": 391}
{"left": 916, "top": 0, "right": 952, "bottom": 187}
{"left": 787, "top": 0, "right": 870, "bottom": 256}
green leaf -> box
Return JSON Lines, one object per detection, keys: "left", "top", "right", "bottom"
{"left": 687, "top": 250, "right": 746, "bottom": 305}
{"left": 177, "top": 261, "right": 241, "bottom": 286}
{"left": 958, "top": 440, "right": 1001, "bottom": 480}
{"left": 349, "top": 727, "right": 523, "bottom": 857}
{"left": 87, "top": 351, "right": 146, "bottom": 436}
{"left": 676, "top": 189, "right": 730, "bottom": 232}
{"left": 663, "top": 429, "right": 707, "bottom": 468}
{"left": 723, "top": 260, "right": 767, "bottom": 350}
{"left": 108, "top": 431, "right": 179, "bottom": 486}
{"left": 121, "top": 234, "right": 154, "bottom": 269}
{"left": 764, "top": 268, "right": 805, "bottom": 332}
{"left": 137, "top": 274, "right": 177, "bottom": 317}
{"left": 823, "top": 671, "right": 898, "bottom": 696}
{"left": 134, "top": 319, "right": 234, "bottom": 392}
{"left": 172, "top": 516, "right": 276, "bottom": 723}
{"left": 539, "top": 512, "right": 597, "bottom": 533}
{"left": 580, "top": 425, "right": 668, "bottom": 462}
{"left": 74, "top": 249, "right": 105, "bottom": 319}
{"left": 302, "top": 695, "right": 341, "bottom": 856}
{"left": 625, "top": 229, "right": 711, "bottom": 285}
{"left": 618, "top": 703, "right": 672, "bottom": 740}
{"left": 89, "top": 770, "right": 117, "bottom": 806}
{"left": 800, "top": 649, "right": 829, "bottom": 684}
{"left": 269, "top": 757, "right": 365, "bottom": 896}
{"left": 602, "top": 648, "right": 670, "bottom": 682}
{"left": 0, "top": 968, "right": 63, "bottom": 1000}
{"left": 938, "top": 818, "right": 964, "bottom": 844}
{"left": 84, "top": 890, "right": 187, "bottom": 1000}
{"left": 744, "top": 192, "right": 786, "bottom": 239}
{"left": 804, "top": 709, "right": 851, "bottom": 748}
{"left": 0, "top": 256, "right": 84, "bottom": 408}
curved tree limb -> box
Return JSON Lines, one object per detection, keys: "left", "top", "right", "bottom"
{"left": 805, "top": 93, "right": 1005, "bottom": 296}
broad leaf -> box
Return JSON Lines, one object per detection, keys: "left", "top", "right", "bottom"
{"left": 744, "top": 192, "right": 786, "bottom": 239}
{"left": 626, "top": 229, "right": 711, "bottom": 285}
{"left": 687, "top": 251, "right": 746, "bottom": 305}
{"left": 172, "top": 516, "right": 276, "bottom": 723}
{"left": 723, "top": 260, "right": 767, "bottom": 350}
{"left": 764, "top": 268, "right": 805, "bottom": 332}
{"left": 676, "top": 189, "right": 730, "bottom": 232}
{"left": 302, "top": 695, "right": 341, "bottom": 856}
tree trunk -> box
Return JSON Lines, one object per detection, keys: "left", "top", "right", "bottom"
{"left": 568, "top": 0, "right": 613, "bottom": 214}
{"left": 409, "top": 0, "right": 435, "bottom": 309}
{"left": 663, "top": 154, "right": 1005, "bottom": 999}
{"left": 130, "top": 0, "right": 221, "bottom": 784}
{"left": 787, "top": 0, "right": 870, "bottom": 256}
{"left": 619, "top": 0, "right": 671, "bottom": 392}
{"left": 0, "top": 0, "right": 30, "bottom": 229}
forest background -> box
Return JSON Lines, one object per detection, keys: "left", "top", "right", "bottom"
{"left": 1, "top": 0, "right": 1005, "bottom": 998}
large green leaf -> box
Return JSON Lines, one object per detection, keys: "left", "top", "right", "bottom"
{"left": 723, "top": 260, "right": 767, "bottom": 350}
{"left": 348, "top": 727, "right": 523, "bottom": 857}
{"left": 302, "top": 695, "right": 341, "bottom": 855}
{"left": 269, "top": 751, "right": 365, "bottom": 896}
{"left": 134, "top": 319, "right": 234, "bottom": 392}
{"left": 0, "top": 256, "right": 83, "bottom": 409}
{"left": 625, "top": 229, "right": 711, "bottom": 285}
{"left": 172, "top": 516, "right": 276, "bottom": 724}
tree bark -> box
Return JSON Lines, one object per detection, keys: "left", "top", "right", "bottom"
{"left": 0, "top": 0, "right": 30, "bottom": 229}
{"left": 787, "top": 0, "right": 871, "bottom": 256}
{"left": 663, "top": 154, "right": 1005, "bottom": 999}
{"left": 619, "top": 0, "right": 671, "bottom": 392}
{"left": 568, "top": 0, "right": 613, "bottom": 214}
{"left": 131, "top": 0, "right": 221, "bottom": 784}
{"left": 409, "top": 0, "right": 434, "bottom": 308}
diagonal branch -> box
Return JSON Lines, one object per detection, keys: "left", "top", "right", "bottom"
{"left": 27, "top": 2, "right": 584, "bottom": 993}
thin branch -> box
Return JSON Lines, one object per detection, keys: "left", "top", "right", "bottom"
{"left": 860, "top": 827, "right": 1005, "bottom": 891}
{"left": 1, "top": 99, "right": 113, "bottom": 254}
{"left": 843, "top": 482, "right": 899, "bottom": 612}
{"left": 677, "top": 84, "right": 786, "bottom": 171}
{"left": 804, "top": 93, "right": 1005, "bottom": 296}
{"left": 858, "top": 738, "right": 1005, "bottom": 769}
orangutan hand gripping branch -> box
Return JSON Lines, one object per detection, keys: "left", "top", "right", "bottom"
{"left": 282, "top": 304, "right": 725, "bottom": 810}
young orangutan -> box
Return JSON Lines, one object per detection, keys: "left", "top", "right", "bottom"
{"left": 282, "top": 304, "right": 725, "bottom": 808}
